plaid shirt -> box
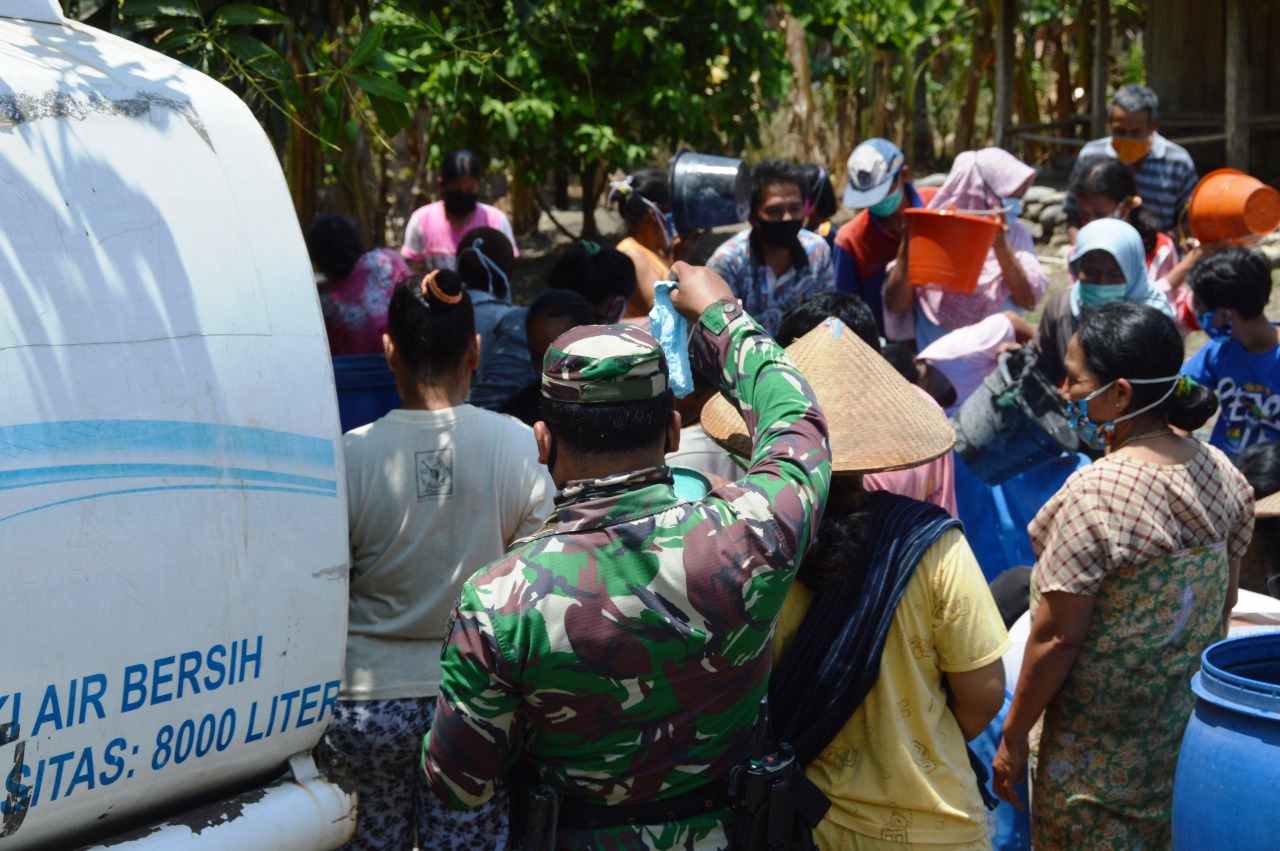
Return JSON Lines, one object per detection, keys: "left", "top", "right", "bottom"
{"left": 1029, "top": 442, "right": 1253, "bottom": 596}
{"left": 1064, "top": 133, "right": 1199, "bottom": 233}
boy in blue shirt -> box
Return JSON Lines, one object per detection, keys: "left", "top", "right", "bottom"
{"left": 1181, "top": 247, "right": 1280, "bottom": 458}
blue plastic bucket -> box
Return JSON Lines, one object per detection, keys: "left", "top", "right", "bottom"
{"left": 668, "top": 151, "right": 751, "bottom": 233}
{"left": 1172, "top": 632, "right": 1280, "bottom": 848}
{"left": 332, "top": 355, "right": 401, "bottom": 433}
{"left": 950, "top": 348, "right": 1079, "bottom": 485}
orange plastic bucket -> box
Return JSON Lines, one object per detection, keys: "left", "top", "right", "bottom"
{"left": 904, "top": 208, "right": 1001, "bottom": 294}
{"left": 1188, "top": 168, "right": 1280, "bottom": 245}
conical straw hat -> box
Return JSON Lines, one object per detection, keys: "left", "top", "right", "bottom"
{"left": 701, "top": 317, "right": 955, "bottom": 475}
{"left": 1256, "top": 491, "right": 1280, "bottom": 518}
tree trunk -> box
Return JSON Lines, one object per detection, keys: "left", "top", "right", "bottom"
{"left": 911, "top": 42, "right": 934, "bottom": 168}
{"left": 1078, "top": 0, "right": 1095, "bottom": 116}
{"left": 956, "top": 2, "right": 994, "bottom": 153}
{"left": 1015, "top": 44, "right": 1042, "bottom": 161}
{"left": 1054, "top": 24, "right": 1073, "bottom": 132}
{"left": 285, "top": 44, "right": 318, "bottom": 235}
{"left": 510, "top": 167, "right": 538, "bottom": 237}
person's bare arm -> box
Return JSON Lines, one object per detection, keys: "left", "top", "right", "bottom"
{"left": 992, "top": 590, "right": 1096, "bottom": 808}
{"left": 1000, "top": 310, "right": 1035, "bottom": 343}
{"left": 992, "top": 228, "right": 1036, "bottom": 309}
{"left": 1223, "top": 558, "right": 1241, "bottom": 630}
{"left": 946, "top": 659, "right": 1007, "bottom": 741}
{"left": 621, "top": 246, "right": 663, "bottom": 315}
{"left": 883, "top": 225, "right": 915, "bottom": 313}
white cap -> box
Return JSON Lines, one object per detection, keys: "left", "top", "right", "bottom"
{"left": 843, "top": 138, "right": 906, "bottom": 208}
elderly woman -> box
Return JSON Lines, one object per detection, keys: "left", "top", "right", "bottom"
{"left": 1066, "top": 157, "right": 1202, "bottom": 335}
{"left": 992, "top": 301, "right": 1254, "bottom": 849}
{"left": 883, "top": 147, "right": 1049, "bottom": 349}
{"left": 1031, "top": 218, "right": 1173, "bottom": 385}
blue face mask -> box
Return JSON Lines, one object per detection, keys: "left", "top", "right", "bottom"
{"left": 1198, "top": 309, "right": 1233, "bottom": 341}
{"left": 1002, "top": 197, "right": 1022, "bottom": 227}
{"left": 1078, "top": 283, "right": 1127, "bottom": 307}
{"left": 868, "top": 187, "right": 903, "bottom": 218}
{"left": 1065, "top": 375, "right": 1181, "bottom": 450}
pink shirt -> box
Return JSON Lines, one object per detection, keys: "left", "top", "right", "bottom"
{"left": 400, "top": 201, "right": 518, "bottom": 272}
{"left": 918, "top": 312, "right": 1016, "bottom": 414}
{"left": 319, "top": 248, "right": 410, "bottom": 355}
{"left": 863, "top": 386, "right": 958, "bottom": 516}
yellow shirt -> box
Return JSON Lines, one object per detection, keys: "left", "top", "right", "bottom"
{"left": 773, "top": 528, "right": 1009, "bottom": 849}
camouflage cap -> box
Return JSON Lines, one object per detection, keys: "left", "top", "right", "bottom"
{"left": 541, "top": 324, "right": 669, "bottom": 403}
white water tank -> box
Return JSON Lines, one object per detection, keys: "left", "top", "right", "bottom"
{"left": 0, "top": 2, "right": 353, "bottom": 847}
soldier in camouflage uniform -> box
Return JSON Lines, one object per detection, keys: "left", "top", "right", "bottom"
{"left": 422, "top": 264, "right": 831, "bottom": 849}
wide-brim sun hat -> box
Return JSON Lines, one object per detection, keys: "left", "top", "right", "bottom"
{"left": 701, "top": 317, "right": 955, "bottom": 474}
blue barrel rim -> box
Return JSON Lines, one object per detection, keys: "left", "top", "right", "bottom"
{"left": 670, "top": 465, "right": 712, "bottom": 501}
{"left": 1192, "top": 632, "right": 1280, "bottom": 721}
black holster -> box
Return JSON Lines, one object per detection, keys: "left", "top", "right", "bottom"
{"left": 508, "top": 764, "right": 561, "bottom": 851}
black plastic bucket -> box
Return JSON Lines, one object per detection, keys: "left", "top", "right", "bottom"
{"left": 668, "top": 151, "right": 751, "bottom": 232}
{"left": 950, "top": 348, "right": 1079, "bottom": 485}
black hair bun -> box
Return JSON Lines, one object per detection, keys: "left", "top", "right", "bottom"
{"left": 1169, "top": 382, "right": 1219, "bottom": 432}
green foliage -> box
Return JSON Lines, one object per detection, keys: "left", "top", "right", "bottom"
{"left": 98, "top": 0, "right": 788, "bottom": 191}
{"left": 110, "top": 0, "right": 422, "bottom": 151}
{"left": 418, "top": 0, "right": 789, "bottom": 186}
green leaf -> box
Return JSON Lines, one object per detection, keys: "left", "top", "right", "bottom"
{"left": 352, "top": 72, "right": 413, "bottom": 103}
{"left": 212, "top": 4, "right": 290, "bottom": 27}
{"left": 368, "top": 94, "right": 413, "bottom": 136}
{"left": 348, "top": 23, "right": 385, "bottom": 69}
{"left": 154, "top": 24, "right": 200, "bottom": 52}
{"left": 118, "top": 0, "right": 200, "bottom": 18}
{"left": 224, "top": 33, "right": 291, "bottom": 84}
{"left": 369, "top": 49, "right": 426, "bottom": 74}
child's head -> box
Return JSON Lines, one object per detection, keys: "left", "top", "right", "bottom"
{"left": 1188, "top": 247, "right": 1272, "bottom": 320}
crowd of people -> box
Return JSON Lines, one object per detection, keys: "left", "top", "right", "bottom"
{"left": 305, "top": 82, "right": 1280, "bottom": 850}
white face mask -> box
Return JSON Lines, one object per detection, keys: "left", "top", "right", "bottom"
{"left": 638, "top": 195, "right": 674, "bottom": 252}
{"left": 459, "top": 238, "right": 509, "bottom": 300}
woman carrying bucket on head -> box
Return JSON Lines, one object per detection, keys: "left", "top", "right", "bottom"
{"left": 1030, "top": 217, "right": 1174, "bottom": 386}
{"left": 883, "top": 148, "right": 1049, "bottom": 351}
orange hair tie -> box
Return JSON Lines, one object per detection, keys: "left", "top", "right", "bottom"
{"left": 420, "top": 270, "right": 462, "bottom": 305}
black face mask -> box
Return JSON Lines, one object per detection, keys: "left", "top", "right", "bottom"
{"left": 444, "top": 190, "right": 479, "bottom": 217}
{"left": 755, "top": 218, "right": 804, "bottom": 248}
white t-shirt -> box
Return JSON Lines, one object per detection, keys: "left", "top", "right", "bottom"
{"left": 341, "top": 405, "right": 554, "bottom": 700}
{"left": 668, "top": 424, "right": 744, "bottom": 484}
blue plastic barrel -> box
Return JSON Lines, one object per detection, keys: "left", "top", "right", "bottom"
{"left": 332, "top": 355, "right": 401, "bottom": 433}
{"left": 1172, "top": 632, "right": 1280, "bottom": 849}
